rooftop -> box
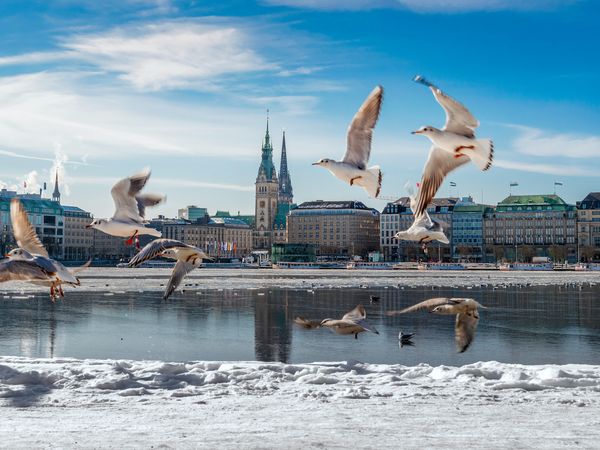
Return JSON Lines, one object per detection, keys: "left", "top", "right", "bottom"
{"left": 499, "top": 194, "right": 567, "bottom": 206}
{"left": 294, "top": 200, "right": 372, "bottom": 210}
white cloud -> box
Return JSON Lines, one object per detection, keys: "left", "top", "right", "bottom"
{"left": 494, "top": 158, "right": 592, "bottom": 177}
{"left": 0, "top": 71, "right": 307, "bottom": 162}
{"left": 66, "top": 175, "right": 253, "bottom": 192}
{"left": 510, "top": 125, "right": 600, "bottom": 159}
{"left": 61, "top": 21, "right": 276, "bottom": 91}
{"left": 51, "top": 143, "right": 71, "bottom": 196}
{"left": 262, "top": 0, "right": 577, "bottom": 12}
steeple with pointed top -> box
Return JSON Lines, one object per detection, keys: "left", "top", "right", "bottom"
{"left": 256, "top": 114, "right": 277, "bottom": 182}
{"left": 278, "top": 131, "right": 293, "bottom": 204}
{"left": 52, "top": 171, "right": 61, "bottom": 203}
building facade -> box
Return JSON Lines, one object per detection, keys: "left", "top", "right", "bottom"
{"left": 163, "top": 217, "right": 252, "bottom": 259}
{"left": 63, "top": 206, "right": 94, "bottom": 261}
{"left": 576, "top": 192, "right": 600, "bottom": 262}
{"left": 287, "top": 200, "right": 379, "bottom": 258}
{"left": 483, "top": 194, "right": 577, "bottom": 263}
{"left": 178, "top": 206, "right": 208, "bottom": 221}
{"left": 253, "top": 118, "right": 295, "bottom": 251}
{"left": 0, "top": 189, "right": 65, "bottom": 258}
{"left": 254, "top": 119, "right": 279, "bottom": 250}
{"left": 451, "top": 197, "right": 486, "bottom": 262}
{"left": 380, "top": 197, "right": 457, "bottom": 261}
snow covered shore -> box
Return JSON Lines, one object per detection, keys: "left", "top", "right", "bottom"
{"left": 2, "top": 356, "right": 600, "bottom": 448}
{"left": 2, "top": 268, "right": 600, "bottom": 295}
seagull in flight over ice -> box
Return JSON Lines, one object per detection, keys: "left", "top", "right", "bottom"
{"left": 387, "top": 297, "right": 485, "bottom": 353}
{"left": 86, "top": 169, "right": 165, "bottom": 248}
{"left": 411, "top": 76, "right": 493, "bottom": 218}
{"left": 321, "top": 304, "right": 379, "bottom": 339}
{"left": 313, "top": 86, "right": 384, "bottom": 198}
{"left": 128, "top": 239, "right": 212, "bottom": 300}
{"left": 394, "top": 183, "right": 449, "bottom": 254}
{"left": 6, "top": 198, "right": 89, "bottom": 300}
{"left": 0, "top": 258, "right": 57, "bottom": 285}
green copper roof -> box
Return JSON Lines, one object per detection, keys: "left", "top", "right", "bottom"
{"left": 499, "top": 194, "right": 566, "bottom": 206}
{"left": 273, "top": 202, "right": 295, "bottom": 228}
{"left": 257, "top": 118, "right": 277, "bottom": 181}
{"left": 453, "top": 204, "right": 486, "bottom": 213}
{"left": 496, "top": 194, "right": 574, "bottom": 212}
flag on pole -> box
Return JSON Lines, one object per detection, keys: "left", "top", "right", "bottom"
{"left": 554, "top": 181, "right": 563, "bottom": 186}
{"left": 510, "top": 182, "right": 519, "bottom": 187}
{"left": 449, "top": 181, "right": 456, "bottom": 187}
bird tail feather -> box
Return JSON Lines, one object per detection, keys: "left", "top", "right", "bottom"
{"left": 364, "top": 166, "right": 382, "bottom": 198}
{"left": 470, "top": 139, "right": 494, "bottom": 171}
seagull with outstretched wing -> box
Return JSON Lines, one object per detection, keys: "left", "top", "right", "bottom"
{"left": 6, "top": 198, "right": 90, "bottom": 300}
{"left": 411, "top": 76, "right": 493, "bottom": 218}
{"left": 394, "top": 183, "right": 449, "bottom": 254}
{"left": 0, "top": 258, "right": 54, "bottom": 284}
{"left": 128, "top": 239, "right": 212, "bottom": 300}
{"left": 386, "top": 297, "right": 485, "bottom": 353}
{"left": 313, "top": 86, "right": 384, "bottom": 198}
{"left": 86, "top": 168, "right": 165, "bottom": 248}
{"left": 321, "top": 304, "right": 379, "bottom": 339}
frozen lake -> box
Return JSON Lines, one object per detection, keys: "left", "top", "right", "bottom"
{"left": 1, "top": 269, "right": 599, "bottom": 365}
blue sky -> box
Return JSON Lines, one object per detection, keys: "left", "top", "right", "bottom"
{"left": 0, "top": 0, "right": 598, "bottom": 218}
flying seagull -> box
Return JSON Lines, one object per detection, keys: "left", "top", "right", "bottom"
{"left": 0, "top": 258, "right": 55, "bottom": 284}
{"left": 386, "top": 297, "right": 485, "bottom": 353}
{"left": 313, "top": 86, "right": 384, "bottom": 198}
{"left": 6, "top": 198, "right": 89, "bottom": 300}
{"left": 321, "top": 304, "right": 379, "bottom": 339}
{"left": 293, "top": 317, "right": 322, "bottom": 329}
{"left": 411, "top": 76, "right": 493, "bottom": 218}
{"left": 86, "top": 168, "right": 165, "bottom": 248}
{"left": 394, "top": 183, "right": 449, "bottom": 254}
{"left": 128, "top": 239, "right": 212, "bottom": 300}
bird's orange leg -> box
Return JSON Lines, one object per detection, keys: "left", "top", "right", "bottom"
{"left": 125, "top": 230, "right": 139, "bottom": 246}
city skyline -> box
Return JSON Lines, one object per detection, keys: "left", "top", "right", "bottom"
{"left": 0, "top": 0, "right": 598, "bottom": 219}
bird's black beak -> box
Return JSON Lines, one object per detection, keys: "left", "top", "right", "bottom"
{"left": 85, "top": 225, "right": 92, "bottom": 228}
{"left": 411, "top": 130, "right": 420, "bottom": 135}
{"left": 312, "top": 162, "right": 320, "bottom": 166}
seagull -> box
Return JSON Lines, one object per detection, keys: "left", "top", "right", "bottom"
{"left": 399, "top": 331, "right": 415, "bottom": 348}
{"left": 86, "top": 169, "right": 165, "bottom": 248}
{"left": 394, "top": 184, "right": 449, "bottom": 254}
{"left": 293, "top": 317, "right": 322, "bottom": 329}
{"left": 0, "top": 258, "right": 55, "bottom": 284}
{"left": 369, "top": 295, "right": 380, "bottom": 304}
{"left": 313, "top": 86, "right": 384, "bottom": 198}
{"left": 411, "top": 75, "right": 493, "bottom": 218}
{"left": 386, "top": 297, "right": 485, "bottom": 353}
{"left": 128, "top": 239, "right": 212, "bottom": 300}
{"left": 7, "top": 198, "right": 90, "bottom": 300}
{"left": 321, "top": 304, "right": 379, "bottom": 339}
{"left": 399, "top": 331, "right": 415, "bottom": 341}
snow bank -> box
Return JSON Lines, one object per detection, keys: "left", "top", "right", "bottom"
{"left": 2, "top": 357, "right": 599, "bottom": 448}
{"left": 2, "top": 357, "right": 599, "bottom": 405}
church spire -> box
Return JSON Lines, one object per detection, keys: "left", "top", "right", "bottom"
{"left": 264, "top": 109, "right": 271, "bottom": 149}
{"left": 52, "top": 171, "right": 61, "bottom": 203}
{"left": 278, "top": 131, "right": 293, "bottom": 204}
{"left": 256, "top": 110, "right": 276, "bottom": 182}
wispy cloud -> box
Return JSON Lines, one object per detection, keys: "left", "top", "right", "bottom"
{"left": 262, "top": 0, "right": 577, "bottom": 12}
{"left": 66, "top": 175, "right": 253, "bottom": 192}
{"left": 494, "top": 158, "right": 592, "bottom": 177}
{"left": 62, "top": 21, "right": 277, "bottom": 91}
{"left": 509, "top": 125, "right": 600, "bottom": 159}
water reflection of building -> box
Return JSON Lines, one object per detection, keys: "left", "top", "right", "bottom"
{"left": 253, "top": 291, "right": 292, "bottom": 363}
